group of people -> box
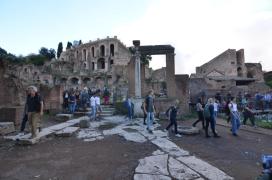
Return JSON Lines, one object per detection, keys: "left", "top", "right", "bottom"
{"left": 63, "top": 87, "right": 111, "bottom": 114}
{"left": 19, "top": 86, "right": 44, "bottom": 138}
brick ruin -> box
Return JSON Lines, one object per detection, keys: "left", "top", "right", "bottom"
{"left": 190, "top": 49, "right": 271, "bottom": 102}
{"left": 0, "top": 36, "right": 190, "bottom": 125}
{"left": 1, "top": 37, "right": 269, "bottom": 125}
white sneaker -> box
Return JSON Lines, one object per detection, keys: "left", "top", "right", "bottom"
{"left": 175, "top": 134, "right": 182, "bottom": 137}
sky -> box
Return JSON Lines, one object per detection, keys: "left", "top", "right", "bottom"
{"left": 0, "top": 0, "right": 272, "bottom": 74}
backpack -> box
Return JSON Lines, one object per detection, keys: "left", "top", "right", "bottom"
{"left": 204, "top": 104, "right": 210, "bottom": 119}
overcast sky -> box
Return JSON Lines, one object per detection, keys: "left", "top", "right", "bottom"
{"left": 1, "top": 0, "right": 271, "bottom": 74}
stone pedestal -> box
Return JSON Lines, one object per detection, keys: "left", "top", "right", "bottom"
{"left": 132, "top": 98, "right": 144, "bottom": 118}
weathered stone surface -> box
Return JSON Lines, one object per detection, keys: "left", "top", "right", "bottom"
{"left": 0, "top": 122, "right": 15, "bottom": 135}
{"left": 56, "top": 114, "right": 73, "bottom": 122}
{"left": 152, "top": 137, "right": 189, "bottom": 157}
{"left": 134, "top": 174, "right": 171, "bottom": 180}
{"left": 135, "top": 154, "right": 169, "bottom": 176}
{"left": 152, "top": 150, "right": 165, "bottom": 156}
{"left": 168, "top": 157, "right": 200, "bottom": 180}
{"left": 120, "top": 132, "right": 147, "bottom": 143}
{"left": 177, "top": 156, "right": 233, "bottom": 180}
{"left": 79, "top": 119, "right": 90, "bottom": 128}
{"left": 178, "top": 126, "right": 200, "bottom": 135}
{"left": 55, "top": 127, "right": 79, "bottom": 137}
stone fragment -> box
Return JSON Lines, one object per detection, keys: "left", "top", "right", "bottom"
{"left": 55, "top": 127, "right": 79, "bottom": 137}
{"left": 134, "top": 174, "right": 171, "bottom": 180}
{"left": 79, "top": 119, "right": 90, "bottom": 128}
{"left": 0, "top": 122, "right": 15, "bottom": 135}
{"left": 177, "top": 156, "right": 233, "bottom": 180}
{"left": 135, "top": 154, "right": 169, "bottom": 176}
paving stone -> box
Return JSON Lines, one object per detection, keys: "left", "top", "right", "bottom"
{"left": 55, "top": 114, "right": 73, "bottom": 122}
{"left": 152, "top": 137, "right": 189, "bottom": 157}
{"left": 79, "top": 119, "right": 90, "bottom": 128}
{"left": 168, "top": 157, "right": 200, "bottom": 180}
{"left": 0, "top": 122, "right": 15, "bottom": 135}
{"left": 152, "top": 150, "right": 165, "bottom": 156}
{"left": 177, "top": 156, "right": 233, "bottom": 180}
{"left": 134, "top": 174, "right": 171, "bottom": 180}
{"left": 135, "top": 154, "right": 169, "bottom": 176}
{"left": 55, "top": 127, "right": 79, "bottom": 137}
{"left": 120, "top": 132, "right": 147, "bottom": 143}
{"left": 178, "top": 126, "right": 200, "bottom": 135}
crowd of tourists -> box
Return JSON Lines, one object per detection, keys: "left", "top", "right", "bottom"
{"left": 62, "top": 86, "right": 111, "bottom": 117}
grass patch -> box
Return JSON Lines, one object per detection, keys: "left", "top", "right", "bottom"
{"left": 256, "top": 120, "right": 272, "bottom": 129}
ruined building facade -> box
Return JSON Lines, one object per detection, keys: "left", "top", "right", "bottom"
{"left": 190, "top": 49, "right": 270, "bottom": 102}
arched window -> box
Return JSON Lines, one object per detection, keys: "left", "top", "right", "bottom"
{"left": 237, "top": 67, "right": 243, "bottom": 77}
{"left": 91, "top": 47, "right": 95, "bottom": 57}
{"left": 110, "top": 44, "right": 114, "bottom": 56}
{"left": 97, "top": 58, "right": 105, "bottom": 69}
{"left": 92, "top": 62, "right": 95, "bottom": 70}
{"left": 100, "top": 45, "right": 105, "bottom": 56}
{"left": 83, "top": 49, "right": 87, "bottom": 61}
{"left": 70, "top": 77, "right": 79, "bottom": 85}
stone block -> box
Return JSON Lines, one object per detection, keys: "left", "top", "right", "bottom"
{"left": 79, "top": 119, "right": 90, "bottom": 128}
{"left": 0, "top": 106, "right": 24, "bottom": 126}
{"left": 56, "top": 114, "right": 73, "bottom": 122}
{"left": 0, "top": 122, "right": 15, "bottom": 135}
{"left": 178, "top": 126, "right": 200, "bottom": 135}
{"left": 55, "top": 127, "right": 79, "bottom": 137}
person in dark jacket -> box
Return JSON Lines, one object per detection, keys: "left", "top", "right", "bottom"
{"left": 192, "top": 98, "right": 205, "bottom": 129}
{"left": 165, "top": 100, "right": 182, "bottom": 137}
{"left": 204, "top": 98, "right": 220, "bottom": 138}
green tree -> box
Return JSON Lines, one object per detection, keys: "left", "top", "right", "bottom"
{"left": 57, "top": 42, "right": 63, "bottom": 58}
{"left": 39, "top": 47, "right": 55, "bottom": 60}
{"left": 79, "top": 40, "right": 82, "bottom": 45}
{"left": 66, "top": 41, "right": 72, "bottom": 49}
{"left": 141, "top": 55, "right": 152, "bottom": 65}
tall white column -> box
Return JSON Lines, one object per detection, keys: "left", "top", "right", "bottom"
{"left": 135, "top": 48, "right": 141, "bottom": 98}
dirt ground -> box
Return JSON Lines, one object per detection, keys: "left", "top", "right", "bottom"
{"left": 0, "top": 136, "right": 156, "bottom": 180}
{"left": 0, "top": 117, "right": 271, "bottom": 180}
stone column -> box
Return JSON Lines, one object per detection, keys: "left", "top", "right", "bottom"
{"left": 94, "top": 62, "right": 97, "bottom": 70}
{"left": 166, "top": 53, "right": 176, "bottom": 98}
{"left": 105, "top": 61, "right": 108, "bottom": 71}
{"left": 133, "top": 40, "right": 141, "bottom": 98}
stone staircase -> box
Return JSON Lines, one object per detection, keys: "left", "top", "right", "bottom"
{"left": 100, "top": 105, "right": 115, "bottom": 117}
{"left": 74, "top": 105, "right": 115, "bottom": 117}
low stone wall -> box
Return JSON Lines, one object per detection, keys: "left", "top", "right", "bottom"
{"left": 0, "top": 106, "right": 24, "bottom": 127}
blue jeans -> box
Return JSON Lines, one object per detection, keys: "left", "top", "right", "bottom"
{"left": 69, "top": 103, "right": 76, "bottom": 114}
{"left": 147, "top": 112, "right": 154, "bottom": 130}
{"left": 127, "top": 106, "right": 133, "bottom": 119}
{"left": 231, "top": 112, "right": 240, "bottom": 134}
{"left": 90, "top": 105, "right": 96, "bottom": 120}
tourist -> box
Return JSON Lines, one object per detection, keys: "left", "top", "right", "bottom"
{"left": 26, "top": 86, "right": 43, "bottom": 138}
{"left": 125, "top": 96, "right": 133, "bottom": 120}
{"left": 80, "top": 87, "right": 90, "bottom": 110}
{"left": 95, "top": 90, "right": 102, "bottom": 120}
{"left": 214, "top": 100, "right": 219, "bottom": 119}
{"left": 264, "top": 92, "right": 271, "bottom": 110}
{"left": 165, "top": 100, "right": 182, "bottom": 137}
{"left": 192, "top": 98, "right": 205, "bottom": 129}
{"left": 75, "top": 88, "right": 81, "bottom": 111}
{"left": 89, "top": 93, "right": 96, "bottom": 120}
{"left": 228, "top": 97, "right": 241, "bottom": 136}
{"left": 103, "top": 87, "right": 110, "bottom": 105}
{"left": 225, "top": 100, "right": 231, "bottom": 123}
{"left": 141, "top": 100, "right": 147, "bottom": 125}
{"left": 243, "top": 103, "right": 257, "bottom": 128}
{"left": 204, "top": 98, "right": 220, "bottom": 138}
{"left": 143, "top": 90, "right": 156, "bottom": 133}
{"left": 68, "top": 91, "right": 76, "bottom": 114}
{"left": 63, "top": 90, "right": 69, "bottom": 111}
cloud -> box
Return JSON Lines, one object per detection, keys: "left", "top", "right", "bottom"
{"left": 113, "top": 0, "right": 272, "bottom": 74}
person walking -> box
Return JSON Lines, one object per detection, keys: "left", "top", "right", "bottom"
{"left": 192, "top": 98, "right": 205, "bottom": 129}
{"left": 95, "top": 91, "right": 102, "bottom": 120}
{"left": 26, "top": 86, "right": 43, "bottom": 138}
{"left": 204, "top": 98, "right": 220, "bottom": 138}
{"left": 141, "top": 100, "right": 147, "bottom": 125}
{"left": 18, "top": 88, "right": 31, "bottom": 135}
{"left": 165, "top": 100, "right": 182, "bottom": 137}
{"left": 143, "top": 90, "right": 156, "bottom": 133}
{"left": 89, "top": 93, "right": 96, "bottom": 120}
{"left": 68, "top": 91, "right": 76, "bottom": 114}
{"left": 243, "top": 103, "right": 257, "bottom": 128}
{"left": 229, "top": 97, "right": 241, "bottom": 136}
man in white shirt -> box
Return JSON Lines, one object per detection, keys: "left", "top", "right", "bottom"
{"left": 95, "top": 92, "right": 102, "bottom": 119}
{"left": 89, "top": 94, "right": 96, "bottom": 120}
